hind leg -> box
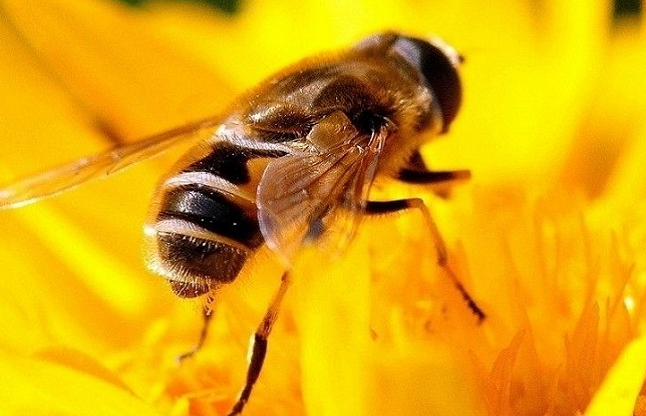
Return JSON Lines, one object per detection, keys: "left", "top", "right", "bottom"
{"left": 226, "top": 271, "right": 292, "bottom": 416}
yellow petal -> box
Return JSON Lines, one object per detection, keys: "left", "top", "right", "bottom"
{"left": 1, "top": 0, "right": 233, "bottom": 140}
{"left": 584, "top": 335, "right": 646, "bottom": 416}
{"left": 0, "top": 347, "right": 160, "bottom": 416}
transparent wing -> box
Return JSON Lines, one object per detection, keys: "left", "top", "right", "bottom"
{"left": 257, "top": 117, "right": 386, "bottom": 264}
{"left": 0, "top": 117, "right": 221, "bottom": 209}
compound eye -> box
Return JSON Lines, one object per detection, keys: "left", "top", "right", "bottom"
{"left": 393, "top": 36, "right": 463, "bottom": 132}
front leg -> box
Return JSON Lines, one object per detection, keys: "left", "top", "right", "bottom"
{"left": 397, "top": 150, "right": 470, "bottom": 197}
{"left": 365, "top": 199, "right": 485, "bottom": 322}
{"left": 397, "top": 167, "right": 471, "bottom": 185}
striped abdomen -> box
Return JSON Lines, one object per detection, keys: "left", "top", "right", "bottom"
{"left": 146, "top": 141, "right": 285, "bottom": 298}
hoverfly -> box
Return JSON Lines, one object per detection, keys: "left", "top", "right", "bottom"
{"left": 0, "top": 32, "right": 483, "bottom": 415}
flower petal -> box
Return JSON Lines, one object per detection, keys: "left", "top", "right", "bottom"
{"left": 0, "top": 347, "right": 160, "bottom": 416}
{"left": 1, "top": 0, "right": 234, "bottom": 140}
{"left": 584, "top": 335, "right": 646, "bottom": 416}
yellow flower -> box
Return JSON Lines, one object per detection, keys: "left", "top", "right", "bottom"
{"left": 1, "top": 0, "right": 645, "bottom": 415}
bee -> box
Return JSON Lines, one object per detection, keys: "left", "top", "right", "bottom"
{"left": 0, "top": 32, "right": 483, "bottom": 415}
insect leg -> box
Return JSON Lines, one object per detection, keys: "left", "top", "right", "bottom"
{"left": 365, "top": 199, "right": 485, "bottom": 322}
{"left": 177, "top": 306, "right": 214, "bottom": 362}
{"left": 397, "top": 151, "right": 470, "bottom": 198}
{"left": 227, "top": 271, "right": 292, "bottom": 416}
{"left": 397, "top": 150, "right": 471, "bottom": 185}
{"left": 397, "top": 168, "right": 471, "bottom": 185}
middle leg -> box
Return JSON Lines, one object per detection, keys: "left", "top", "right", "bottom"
{"left": 178, "top": 304, "right": 214, "bottom": 362}
{"left": 365, "top": 199, "right": 485, "bottom": 322}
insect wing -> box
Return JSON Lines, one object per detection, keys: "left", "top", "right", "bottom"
{"left": 257, "top": 129, "right": 385, "bottom": 264}
{"left": 0, "top": 117, "right": 220, "bottom": 209}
